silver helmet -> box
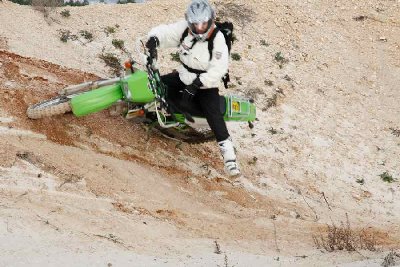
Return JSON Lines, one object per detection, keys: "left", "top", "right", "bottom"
{"left": 185, "top": 0, "right": 216, "bottom": 41}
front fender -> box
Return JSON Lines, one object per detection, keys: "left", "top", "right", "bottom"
{"left": 70, "top": 83, "right": 123, "bottom": 117}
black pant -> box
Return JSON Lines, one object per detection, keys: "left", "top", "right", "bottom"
{"left": 161, "top": 72, "right": 230, "bottom": 142}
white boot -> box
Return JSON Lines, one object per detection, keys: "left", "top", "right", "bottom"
{"left": 218, "top": 138, "right": 241, "bottom": 177}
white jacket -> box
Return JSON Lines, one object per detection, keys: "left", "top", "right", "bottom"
{"left": 148, "top": 20, "right": 229, "bottom": 88}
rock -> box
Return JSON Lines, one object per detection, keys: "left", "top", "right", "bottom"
{"left": 4, "top": 81, "right": 16, "bottom": 88}
{"left": 0, "top": 144, "right": 17, "bottom": 168}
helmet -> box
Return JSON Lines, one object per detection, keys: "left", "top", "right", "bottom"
{"left": 185, "top": 0, "right": 216, "bottom": 41}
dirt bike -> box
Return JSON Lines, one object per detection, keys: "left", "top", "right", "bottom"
{"left": 27, "top": 39, "right": 256, "bottom": 143}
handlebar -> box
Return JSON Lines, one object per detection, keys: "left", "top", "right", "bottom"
{"left": 133, "top": 37, "right": 194, "bottom": 128}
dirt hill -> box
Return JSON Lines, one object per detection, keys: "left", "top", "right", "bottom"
{"left": 0, "top": 0, "right": 399, "bottom": 266}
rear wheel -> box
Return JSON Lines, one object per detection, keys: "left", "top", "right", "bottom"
{"left": 27, "top": 96, "right": 71, "bottom": 119}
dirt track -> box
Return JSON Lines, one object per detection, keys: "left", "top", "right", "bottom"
{"left": 0, "top": 39, "right": 399, "bottom": 267}
{"left": 0, "top": 49, "right": 292, "bottom": 265}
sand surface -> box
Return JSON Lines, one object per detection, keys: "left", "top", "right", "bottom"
{"left": 0, "top": 0, "right": 399, "bottom": 266}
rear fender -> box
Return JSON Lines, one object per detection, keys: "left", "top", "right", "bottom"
{"left": 224, "top": 95, "right": 256, "bottom": 122}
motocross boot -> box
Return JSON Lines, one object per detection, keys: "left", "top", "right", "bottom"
{"left": 218, "top": 137, "right": 241, "bottom": 177}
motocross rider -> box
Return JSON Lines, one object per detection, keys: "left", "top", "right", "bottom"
{"left": 145, "top": 0, "right": 240, "bottom": 176}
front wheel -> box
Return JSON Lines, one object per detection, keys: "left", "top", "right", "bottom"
{"left": 27, "top": 96, "right": 72, "bottom": 119}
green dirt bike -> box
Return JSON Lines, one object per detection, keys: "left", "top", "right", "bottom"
{"left": 27, "top": 40, "right": 256, "bottom": 143}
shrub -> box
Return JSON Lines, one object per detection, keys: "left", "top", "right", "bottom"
{"left": 260, "top": 39, "right": 269, "bottom": 46}
{"left": 80, "top": 30, "right": 93, "bottom": 42}
{"left": 99, "top": 53, "right": 122, "bottom": 76}
{"left": 262, "top": 93, "right": 277, "bottom": 111}
{"left": 264, "top": 79, "right": 274, "bottom": 86}
{"left": 390, "top": 127, "right": 400, "bottom": 137}
{"left": 9, "top": 0, "right": 32, "bottom": 5}
{"left": 10, "top": 0, "right": 63, "bottom": 6}
{"left": 231, "top": 33, "right": 237, "bottom": 42}
{"left": 170, "top": 52, "right": 180, "bottom": 62}
{"left": 104, "top": 26, "right": 116, "bottom": 36}
{"left": 112, "top": 39, "right": 125, "bottom": 50}
{"left": 117, "top": 0, "right": 136, "bottom": 3}
{"left": 60, "top": 9, "right": 70, "bottom": 18}
{"left": 313, "top": 215, "right": 378, "bottom": 252}
{"left": 64, "top": 0, "right": 89, "bottom": 6}
{"left": 58, "top": 29, "right": 77, "bottom": 43}
{"left": 379, "top": 171, "right": 397, "bottom": 183}
{"left": 231, "top": 53, "right": 241, "bottom": 61}
{"left": 274, "top": 52, "right": 288, "bottom": 68}
{"left": 274, "top": 52, "right": 285, "bottom": 62}
{"left": 356, "top": 178, "right": 365, "bottom": 185}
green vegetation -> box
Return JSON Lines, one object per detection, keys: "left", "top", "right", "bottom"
{"left": 104, "top": 25, "right": 119, "bottom": 36}
{"left": 231, "top": 53, "right": 241, "bottom": 61}
{"left": 60, "top": 9, "right": 71, "bottom": 18}
{"left": 112, "top": 39, "right": 125, "bottom": 51}
{"left": 313, "top": 215, "right": 377, "bottom": 252}
{"left": 390, "top": 127, "right": 400, "bottom": 137}
{"left": 260, "top": 39, "right": 269, "bottom": 46}
{"left": 274, "top": 52, "right": 285, "bottom": 62}
{"left": 10, "top": 0, "right": 88, "bottom": 6}
{"left": 9, "top": 0, "right": 31, "bottom": 5}
{"left": 64, "top": 0, "right": 89, "bottom": 6}
{"left": 274, "top": 52, "right": 288, "bottom": 68}
{"left": 99, "top": 53, "right": 122, "bottom": 76}
{"left": 79, "top": 30, "right": 93, "bottom": 42}
{"left": 283, "top": 74, "right": 292, "bottom": 81}
{"left": 231, "top": 33, "right": 237, "bottom": 42}
{"left": 264, "top": 79, "right": 274, "bottom": 86}
{"left": 248, "top": 156, "right": 258, "bottom": 165}
{"left": 379, "top": 171, "right": 397, "bottom": 183}
{"left": 117, "top": 0, "right": 136, "bottom": 3}
{"left": 58, "top": 29, "right": 77, "bottom": 43}
{"left": 170, "top": 52, "right": 180, "bottom": 62}
{"left": 264, "top": 93, "right": 277, "bottom": 110}
{"left": 356, "top": 178, "right": 365, "bottom": 185}
{"left": 268, "top": 128, "right": 278, "bottom": 135}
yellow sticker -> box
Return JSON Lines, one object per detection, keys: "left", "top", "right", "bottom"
{"left": 232, "top": 101, "right": 240, "bottom": 112}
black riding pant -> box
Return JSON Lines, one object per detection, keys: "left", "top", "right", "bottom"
{"left": 161, "top": 72, "right": 230, "bottom": 142}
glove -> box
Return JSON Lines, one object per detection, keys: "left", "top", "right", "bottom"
{"left": 145, "top": 36, "right": 159, "bottom": 60}
{"left": 182, "top": 77, "right": 202, "bottom": 103}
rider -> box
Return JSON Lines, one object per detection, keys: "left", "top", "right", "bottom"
{"left": 145, "top": 0, "right": 240, "bottom": 176}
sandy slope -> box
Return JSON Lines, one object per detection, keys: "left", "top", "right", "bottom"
{"left": 0, "top": 0, "right": 400, "bottom": 266}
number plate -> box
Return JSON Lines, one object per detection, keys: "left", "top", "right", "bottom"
{"left": 232, "top": 101, "right": 240, "bottom": 112}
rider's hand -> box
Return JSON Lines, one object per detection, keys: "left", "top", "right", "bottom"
{"left": 182, "top": 77, "right": 202, "bottom": 103}
{"left": 145, "top": 36, "right": 159, "bottom": 60}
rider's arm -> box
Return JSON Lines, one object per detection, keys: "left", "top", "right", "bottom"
{"left": 148, "top": 20, "right": 187, "bottom": 49}
{"left": 199, "top": 32, "right": 229, "bottom": 88}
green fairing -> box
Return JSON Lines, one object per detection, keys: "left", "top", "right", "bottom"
{"left": 173, "top": 113, "right": 186, "bottom": 123}
{"left": 71, "top": 84, "right": 123, "bottom": 117}
{"left": 224, "top": 96, "right": 256, "bottom": 122}
{"left": 70, "top": 70, "right": 153, "bottom": 117}
{"left": 172, "top": 96, "right": 256, "bottom": 122}
{"left": 125, "top": 70, "right": 155, "bottom": 103}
